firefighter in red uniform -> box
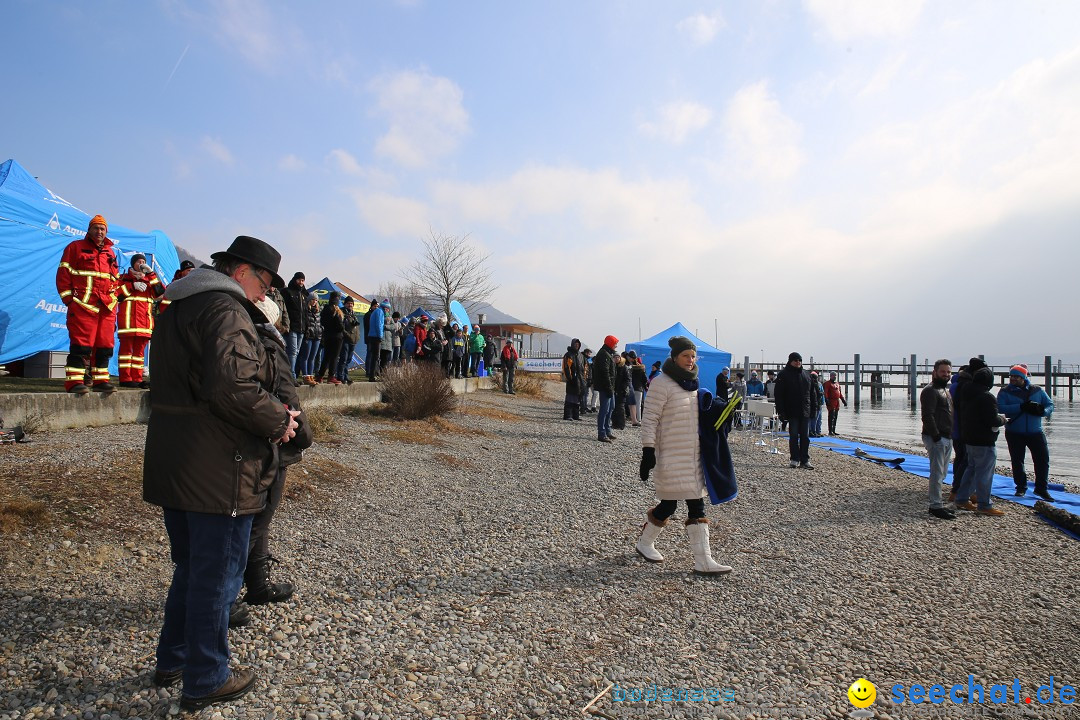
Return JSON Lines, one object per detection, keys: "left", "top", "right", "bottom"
{"left": 56, "top": 214, "right": 120, "bottom": 394}
{"left": 116, "top": 253, "right": 164, "bottom": 388}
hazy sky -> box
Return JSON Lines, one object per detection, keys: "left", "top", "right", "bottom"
{"left": 4, "top": 1, "right": 1079, "bottom": 364}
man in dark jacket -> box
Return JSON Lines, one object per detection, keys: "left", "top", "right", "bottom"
{"left": 920, "top": 359, "right": 956, "bottom": 519}
{"left": 562, "top": 339, "right": 586, "bottom": 421}
{"left": 593, "top": 335, "right": 618, "bottom": 442}
{"left": 948, "top": 356, "right": 986, "bottom": 503}
{"left": 143, "top": 236, "right": 301, "bottom": 711}
{"left": 281, "top": 272, "right": 308, "bottom": 375}
{"left": 953, "top": 366, "right": 1006, "bottom": 516}
{"left": 774, "top": 351, "right": 814, "bottom": 469}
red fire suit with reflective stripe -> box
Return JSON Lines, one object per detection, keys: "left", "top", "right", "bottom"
{"left": 55, "top": 237, "right": 120, "bottom": 389}
{"left": 116, "top": 269, "right": 164, "bottom": 383}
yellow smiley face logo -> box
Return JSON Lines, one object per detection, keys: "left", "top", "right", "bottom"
{"left": 848, "top": 678, "right": 876, "bottom": 708}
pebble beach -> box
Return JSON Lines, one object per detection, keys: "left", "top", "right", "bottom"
{"left": 1, "top": 384, "right": 1077, "bottom": 720}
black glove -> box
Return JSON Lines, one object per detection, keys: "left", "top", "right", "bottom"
{"left": 842, "top": 400, "right": 848, "bottom": 407}
{"left": 640, "top": 447, "right": 656, "bottom": 482}
{"left": 1022, "top": 401, "right": 1045, "bottom": 416}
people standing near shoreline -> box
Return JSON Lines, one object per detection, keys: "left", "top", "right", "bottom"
{"left": 953, "top": 366, "right": 1006, "bottom": 516}
{"left": 364, "top": 298, "right": 385, "bottom": 381}
{"left": 500, "top": 339, "right": 518, "bottom": 394}
{"left": 823, "top": 371, "right": 847, "bottom": 435}
{"left": 593, "top": 336, "right": 618, "bottom": 442}
{"left": 715, "top": 367, "right": 730, "bottom": 401}
{"left": 582, "top": 348, "right": 596, "bottom": 412}
{"left": 636, "top": 336, "right": 732, "bottom": 576}
{"left": 920, "top": 359, "right": 956, "bottom": 520}
{"left": 468, "top": 324, "right": 485, "bottom": 376}
{"left": 281, "top": 272, "right": 308, "bottom": 376}
{"left": 948, "top": 357, "right": 987, "bottom": 504}
{"left": 116, "top": 253, "right": 164, "bottom": 389}
{"left": 143, "top": 235, "right": 300, "bottom": 711}
{"left": 746, "top": 371, "right": 764, "bottom": 396}
{"left": 774, "top": 352, "right": 814, "bottom": 469}
{"left": 998, "top": 364, "right": 1055, "bottom": 502}
{"left": 764, "top": 370, "right": 777, "bottom": 401}
{"left": 613, "top": 354, "right": 630, "bottom": 431}
{"left": 809, "top": 372, "right": 825, "bottom": 437}
{"left": 316, "top": 291, "right": 344, "bottom": 384}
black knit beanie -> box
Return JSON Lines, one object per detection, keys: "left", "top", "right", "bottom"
{"left": 668, "top": 335, "right": 695, "bottom": 359}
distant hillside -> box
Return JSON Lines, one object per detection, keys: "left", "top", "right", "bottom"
{"left": 174, "top": 244, "right": 207, "bottom": 269}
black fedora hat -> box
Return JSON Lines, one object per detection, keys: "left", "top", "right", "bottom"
{"left": 211, "top": 235, "right": 284, "bottom": 288}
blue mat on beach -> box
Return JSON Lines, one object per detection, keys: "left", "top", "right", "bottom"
{"left": 804, "top": 436, "right": 1080, "bottom": 521}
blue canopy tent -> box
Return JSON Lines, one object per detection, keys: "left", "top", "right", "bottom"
{"left": 625, "top": 323, "right": 732, "bottom": 395}
{"left": 406, "top": 306, "right": 437, "bottom": 321}
{"left": 0, "top": 159, "right": 181, "bottom": 375}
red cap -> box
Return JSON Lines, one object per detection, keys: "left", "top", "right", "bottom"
{"left": 604, "top": 335, "right": 618, "bottom": 349}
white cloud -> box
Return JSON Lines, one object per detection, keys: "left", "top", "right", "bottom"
{"left": 200, "top": 136, "right": 235, "bottom": 166}
{"left": 676, "top": 12, "right": 725, "bottom": 46}
{"left": 369, "top": 69, "right": 469, "bottom": 168}
{"left": 804, "top": 0, "right": 925, "bottom": 42}
{"left": 722, "top": 81, "right": 804, "bottom": 182}
{"left": 639, "top": 101, "right": 713, "bottom": 144}
{"left": 347, "top": 190, "right": 430, "bottom": 237}
{"left": 858, "top": 52, "right": 908, "bottom": 97}
{"left": 279, "top": 154, "right": 306, "bottom": 171}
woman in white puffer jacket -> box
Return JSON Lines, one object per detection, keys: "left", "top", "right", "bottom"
{"left": 636, "top": 336, "right": 732, "bottom": 575}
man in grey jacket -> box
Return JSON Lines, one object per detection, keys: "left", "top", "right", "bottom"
{"left": 143, "top": 236, "right": 300, "bottom": 711}
{"left": 920, "top": 359, "right": 956, "bottom": 519}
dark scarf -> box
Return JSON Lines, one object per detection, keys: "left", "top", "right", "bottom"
{"left": 662, "top": 358, "right": 699, "bottom": 391}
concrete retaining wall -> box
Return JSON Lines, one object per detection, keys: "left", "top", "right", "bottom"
{"left": 0, "top": 377, "right": 484, "bottom": 431}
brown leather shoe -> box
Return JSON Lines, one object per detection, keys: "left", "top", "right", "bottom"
{"left": 954, "top": 501, "right": 978, "bottom": 511}
{"left": 976, "top": 507, "right": 1005, "bottom": 517}
{"left": 180, "top": 668, "right": 256, "bottom": 711}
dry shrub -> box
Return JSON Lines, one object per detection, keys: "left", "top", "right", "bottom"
{"left": 0, "top": 499, "right": 48, "bottom": 534}
{"left": 381, "top": 421, "right": 447, "bottom": 446}
{"left": 305, "top": 407, "right": 339, "bottom": 443}
{"left": 343, "top": 402, "right": 395, "bottom": 419}
{"left": 434, "top": 452, "right": 477, "bottom": 471}
{"left": 512, "top": 372, "right": 545, "bottom": 397}
{"left": 380, "top": 362, "right": 458, "bottom": 419}
{"left": 14, "top": 410, "right": 52, "bottom": 435}
{"left": 429, "top": 415, "right": 492, "bottom": 437}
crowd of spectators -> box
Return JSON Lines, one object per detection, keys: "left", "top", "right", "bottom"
{"left": 276, "top": 272, "right": 498, "bottom": 386}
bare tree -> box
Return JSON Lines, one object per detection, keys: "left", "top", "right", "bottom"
{"left": 401, "top": 230, "right": 498, "bottom": 320}
{"left": 375, "top": 281, "right": 426, "bottom": 316}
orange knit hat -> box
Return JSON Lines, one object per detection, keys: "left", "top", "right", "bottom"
{"left": 88, "top": 214, "right": 108, "bottom": 231}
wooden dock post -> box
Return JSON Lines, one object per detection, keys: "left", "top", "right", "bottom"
{"left": 853, "top": 353, "right": 861, "bottom": 410}
{"left": 909, "top": 353, "right": 917, "bottom": 408}
{"left": 1045, "top": 355, "right": 1053, "bottom": 396}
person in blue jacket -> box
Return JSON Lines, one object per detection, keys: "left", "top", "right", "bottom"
{"left": 365, "top": 299, "right": 385, "bottom": 381}
{"left": 745, "top": 371, "right": 765, "bottom": 396}
{"left": 997, "top": 364, "right": 1055, "bottom": 501}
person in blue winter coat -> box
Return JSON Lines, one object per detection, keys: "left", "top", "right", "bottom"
{"left": 745, "top": 371, "right": 765, "bottom": 396}
{"left": 997, "top": 364, "right": 1055, "bottom": 501}
{"left": 365, "top": 300, "right": 385, "bottom": 381}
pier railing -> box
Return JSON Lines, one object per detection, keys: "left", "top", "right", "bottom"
{"left": 732, "top": 355, "right": 1078, "bottom": 405}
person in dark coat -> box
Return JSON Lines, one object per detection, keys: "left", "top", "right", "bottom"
{"left": 281, "top": 272, "right": 308, "bottom": 375}
{"left": 143, "top": 236, "right": 300, "bottom": 710}
{"left": 315, "top": 292, "right": 345, "bottom": 384}
{"left": 948, "top": 357, "right": 986, "bottom": 503}
{"left": 952, "top": 366, "right": 1006, "bottom": 515}
{"left": 593, "top": 336, "right": 618, "bottom": 442}
{"left": 561, "top": 339, "right": 587, "bottom": 420}
{"left": 773, "top": 351, "right": 814, "bottom": 469}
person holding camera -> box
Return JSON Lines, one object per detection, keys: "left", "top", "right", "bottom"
{"left": 997, "top": 364, "right": 1055, "bottom": 501}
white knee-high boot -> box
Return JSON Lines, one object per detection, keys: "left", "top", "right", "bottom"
{"left": 635, "top": 510, "right": 667, "bottom": 562}
{"left": 685, "top": 519, "right": 732, "bottom": 575}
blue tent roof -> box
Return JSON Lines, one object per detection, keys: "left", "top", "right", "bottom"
{"left": 0, "top": 159, "right": 181, "bottom": 366}
{"left": 625, "top": 322, "right": 733, "bottom": 394}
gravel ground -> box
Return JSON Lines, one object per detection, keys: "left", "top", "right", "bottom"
{"left": 1, "top": 383, "right": 1078, "bottom": 719}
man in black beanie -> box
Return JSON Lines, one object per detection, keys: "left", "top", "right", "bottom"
{"left": 774, "top": 351, "right": 815, "bottom": 469}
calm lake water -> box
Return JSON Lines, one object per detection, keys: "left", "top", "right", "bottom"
{"left": 834, "top": 391, "right": 1080, "bottom": 483}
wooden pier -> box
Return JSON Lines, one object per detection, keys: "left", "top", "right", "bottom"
{"left": 735, "top": 355, "right": 1079, "bottom": 405}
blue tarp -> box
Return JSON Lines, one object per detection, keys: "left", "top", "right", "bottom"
{"left": 808, "top": 435, "right": 1079, "bottom": 538}
{"left": 407, "top": 306, "right": 436, "bottom": 320}
{"left": 626, "top": 323, "right": 733, "bottom": 394}
{"left": 0, "top": 159, "right": 180, "bottom": 370}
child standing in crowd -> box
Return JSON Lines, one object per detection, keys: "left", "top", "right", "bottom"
{"left": 636, "top": 336, "right": 732, "bottom": 576}
{"left": 451, "top": 328, "right": 466, "bottom": 378}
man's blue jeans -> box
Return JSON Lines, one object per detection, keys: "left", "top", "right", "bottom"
{"left": 156, "top": 509, "right": 253, "bottom": 698}
{"left": 337, "top": 341, "right": 355, "bottom": 381}
{"left": 597, "top": 391, "right": 614, "bottom": 439}
{"left": 955, "top": 444, "right": 997, "bottom": 509}
{"left": 286, "top": 331, "right": 303, "bottom": 375}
